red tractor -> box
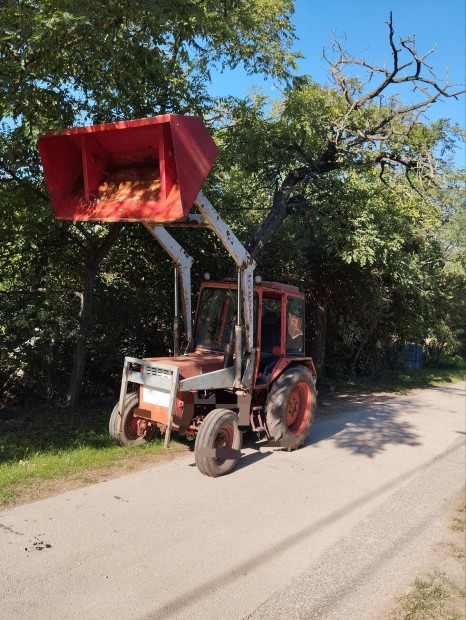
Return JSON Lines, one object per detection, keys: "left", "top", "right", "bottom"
{"left": 39, "top": 114, "right": 317, "bottom": 477}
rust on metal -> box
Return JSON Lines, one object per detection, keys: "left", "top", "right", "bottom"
{"left": 94, "top": 165, "right": 161, "bottom": 204}
{"left": 133, "top": 407, "right": 153, "bottom": 419}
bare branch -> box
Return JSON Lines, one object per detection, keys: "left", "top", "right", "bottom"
{"left": 325, "top": 12, "right": 465, "bottom": 147}
{"left": 248, "top": 14, "right": 465, "bottom": 255}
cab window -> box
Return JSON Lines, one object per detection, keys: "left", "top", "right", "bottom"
{"left": 260, "top": 297, "right": 282, "bottom": 353}
{"left": 286, "top": 296, "right": 304, "bottom": 354}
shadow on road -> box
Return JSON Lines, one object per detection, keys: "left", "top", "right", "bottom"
{"left": 191, "top": 382, "right": 466, "bottom": 472}
{"left": 308, "top": 396, "right": 422, "bottom": 457}
{"left": 233, "top": 447, "right": 273, "bottom": 472}
{"left": 218, "top": 392, "right": 424, "bottom": 477}
{"left": 234, "top": 393, "right": 423, "bottom": 467}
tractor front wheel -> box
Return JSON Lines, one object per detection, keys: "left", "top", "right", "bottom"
{"left": 265, "top": 365, "right": 316, "bottom": 450}
{"left": 109, "top": 393, "right": 156, "bottom": 446}
{"left": 195, "top": 409, "right": 242, "bottom": 477}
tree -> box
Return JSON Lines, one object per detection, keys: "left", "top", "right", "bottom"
{"left": 209, "top": 14, "right": 465, "bottom": 371}
{"left": 0, "top": 0, "right": 298, "bottom": 404}
{"left": 422, "top": 174, "right": 466, "bottom": 363}
{"left": 222, "top": 14, "right": 464, "bottom": 255}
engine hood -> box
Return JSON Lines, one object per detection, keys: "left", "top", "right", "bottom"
{"left": 143, "top": 350, "right": 224, "bottom": 380}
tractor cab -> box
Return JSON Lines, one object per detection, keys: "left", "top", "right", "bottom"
{"left": 194, "top": 280, "right": 306, "bottom": 387}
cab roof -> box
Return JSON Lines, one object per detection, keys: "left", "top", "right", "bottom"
{"left": 202, "top": 280, "right": 302, "bottom": 295}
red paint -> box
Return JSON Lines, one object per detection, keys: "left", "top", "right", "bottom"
{"left": 38, "top": 115, "right": 219, "bottom": 222}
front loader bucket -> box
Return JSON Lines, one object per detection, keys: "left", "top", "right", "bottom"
{"left": 38, "top": 114, "right": 219, "bottom": 222}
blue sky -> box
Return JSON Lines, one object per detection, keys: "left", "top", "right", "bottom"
{"left": 211, "top": 0, "right": 465, "bottom": 165}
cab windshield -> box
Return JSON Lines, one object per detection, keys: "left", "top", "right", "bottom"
{"left": 195, "top": 288, "right": 238, "bottom": 351}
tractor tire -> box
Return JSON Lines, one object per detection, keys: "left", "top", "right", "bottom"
{"left": 109, "top": 393, "right": 156, "bottom": 446}
{"left": 265, "top": 365, "right": 316, "bottom": 450}
{"left": 194, "top": 408, "right": 242, "bottom": 477}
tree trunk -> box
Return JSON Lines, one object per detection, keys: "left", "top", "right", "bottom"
{"left": 68, "top": 258, "right": 96, "bottom": 407}
{"left": 45, "top": 336, "right": 56, "bottom": 401}
{"left": 67, "top": 224, "right": 124, "bottom": 407}
{"left": 309, "top": 300, "right": 327, "bottom": 372}
{"left": 247, "top": 166, "right": 310, "bottom": 258}
{"left": 349, "top": 322, "right": 378, "bottom": 375}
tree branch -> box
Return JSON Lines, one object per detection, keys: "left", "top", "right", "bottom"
{"left": 88, "top": 223, "right": 125, "bottom": 274}
{"left": 247, "top": 166, "right": 311, "bottom": 258}
{"left": 0, "top": 160, "right": 49, "bottom": 202}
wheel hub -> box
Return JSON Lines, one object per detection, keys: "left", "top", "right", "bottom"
{"left": 213, "top": 423, "right": 234, "bottom": 462}
{"left": 286, "top": 382, "right": 312, "bottom": 436}
{"left": 214, "top": 424, "right": 233, "bottom": 449}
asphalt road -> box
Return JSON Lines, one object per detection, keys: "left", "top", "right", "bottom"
{"left": 1, "top": 382, "right": 465, "bottom": 620}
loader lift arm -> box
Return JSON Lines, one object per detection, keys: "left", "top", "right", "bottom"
{"left": 145, "top": 191, "right": 256, "bottom": 388}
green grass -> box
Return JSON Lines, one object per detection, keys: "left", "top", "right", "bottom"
{"left": 0, "top": 403, "right": 186, "bottom": 506}
{"left": 400, "top": 573, "right": 464, "bottom": 620}
{"left": 320, "top": 367, "right": 466, "bottom": 394}
{"left": 450, "top": 500, "right": 465, "bottom": 534}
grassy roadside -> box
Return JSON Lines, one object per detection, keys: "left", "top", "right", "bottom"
{"left": 384, "top": 494, "right": 465, "bottom": 620}
{"left": 0, "top": 403, "right": 188, "bottom": 508}
{"left": 320, "top": 366, "right": 466, "bottom": 395}
{"left": 0, "top": 367, "right": 463, "bottom": 509}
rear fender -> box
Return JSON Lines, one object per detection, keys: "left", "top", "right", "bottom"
{"left": 268, "top": 357, "right": 317, "bottom": 385}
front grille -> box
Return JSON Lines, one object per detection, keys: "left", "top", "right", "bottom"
{"left": 143, "top": 365, "right": 173, "bottom": 379}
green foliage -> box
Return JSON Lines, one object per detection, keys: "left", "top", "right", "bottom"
{"left": 0, "top": 0, "right": 298, "bottom": 403}
{"left": 211, "top": 77, "right": 466, "bottom": 376}
{"left": 1, "top": 4, "right": 465, "bottom": 403}
{"left": 1, "top": 0, "right": 298, "bottom": 128}
{"left": 319, "top": 366, "right": 466, "bottom": 394}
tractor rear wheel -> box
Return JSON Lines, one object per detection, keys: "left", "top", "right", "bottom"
{"left": 109, "top": 393, "right": 156, "bottom": 446}
{"left": 265, "top": 365, "right": 316, "bottom": 450}
{"left": 195, "top": 408, "right": 242, "bottom": 477}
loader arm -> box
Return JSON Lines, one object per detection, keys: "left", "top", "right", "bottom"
{"left": 144, "top": 224, "right": 193, "bottom": 350}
